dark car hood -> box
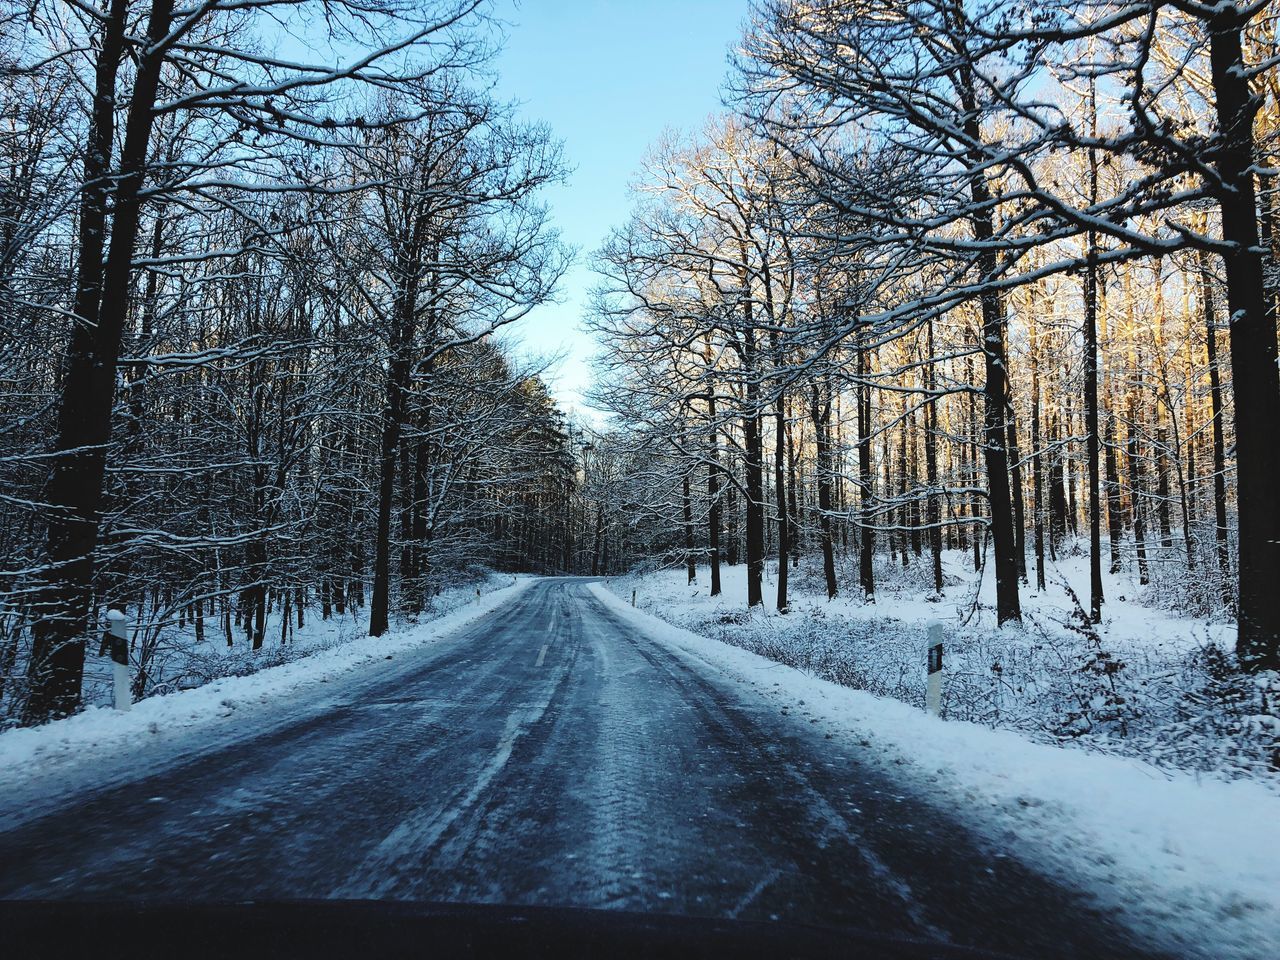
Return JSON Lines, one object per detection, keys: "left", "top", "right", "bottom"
{"left": 0, "top": 899, "right": 1026, "bottom": 959}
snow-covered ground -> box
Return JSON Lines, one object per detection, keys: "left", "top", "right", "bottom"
{"left": 71, "top": 570, "right": 520, "bottom": 712}
{"left": 589, "top": 582, "right": 1280, "bottom": 960}
{"left": 0, "top": 576, "right": 534, "bottom": 825}
{"left": 605, "top": 549, "right": 1278, "bottom": 784}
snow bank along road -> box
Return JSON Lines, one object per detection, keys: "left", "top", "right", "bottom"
{"left": 0, "top": 579, "right": 1171, "bottom": 958}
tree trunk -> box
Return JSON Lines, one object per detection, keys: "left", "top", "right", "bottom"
{"left": 369, "top": 305, "right": 415, "bottom": 636}
{"left": 24, "top": 0, "right": 176, "bottom": 724}
{"left": 1200, "top": 250, "right": 1233, "bottom": 609}
{"left": 1084, "top": 234, "right": 1104, "bottom": 621}
{"left": 1209, "top": 11, "right": 1280, "bottom": 668}
{"left": 591, "top": 504, "right": 603, "bottom": 576}
{"left": 857, "top": 332, "right": 875, "bottom": 601}
{"left": 786, "top": 413, "right": 802, "bottom": 565}
{"left": 398, "top": 422, "right": 416, "bottom": 608}
{"left": 1048, "top": 415, "right": 1067, "bottom": 553}
{"left": 705, "top": 363, "right": 723, "bottom": 597}
{"left": 811, "top": 382, "right": 838, "bottom": 599}
{"left": 1127, "top": 387, "right": 1151, "bottom": 587}
{"left": 1065, "top": 390, "right": 1079, "bottom": 540}
{"left": 742, "top": 313, "right": 765, "bottom": 608}
{"left": 924, "top": 318, "right": 943, "bottom": 595}
{"left": 1031, "top": 316, "right": 1047, "bottom": 592}
{"left": 408, "top": 395, "right": 432, "bottom": 615}
{"left": 1006, "top": 414, "right": 1027, "bottom": 582}
{"left": 1104, "top": 408, "right": 1124, "bottom": 573}
{"left": 981, "top": 289, "right": 1021, "bottom": 624}
{"left": 968, "top": 357, "right": 982, "bottom": 572}
{"left": 683, "top": 472, "right": 696, "bottom": 585}
{"left": 774, "top": 385, "right": 789, "bottom": 612}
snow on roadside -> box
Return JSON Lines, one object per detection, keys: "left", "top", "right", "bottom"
{"left": 609, "top": 560, "right": 1277, "bottom": 783}
{"left": 589, "top": 582, "right": 1280, "bottom": 960}
{"left": 0, "top": 577, "right": 535, "bottom": 826}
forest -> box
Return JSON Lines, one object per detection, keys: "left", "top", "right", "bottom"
{"left": 2, "top": 0, "right": 1279, "bottom": 732}
{"left": 588, "top": 0, "right": 1280, "bottom": 684}
{"left": 0, "top": 0, "right": 596, "bottom": 724}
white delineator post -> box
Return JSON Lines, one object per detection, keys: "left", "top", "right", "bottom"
{"left": 926, "top": 620, "right": 943, "bottom": 717}
{"left": 104, "top": 609, "right": 132, "bottom": 712}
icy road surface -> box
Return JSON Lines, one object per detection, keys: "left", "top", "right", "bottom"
{"left": 0, "top": 579, "right": 1163, "bottom": 958}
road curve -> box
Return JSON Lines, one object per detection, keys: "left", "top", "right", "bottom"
{"left": 0, "top": 578, "right": 1165, "bottom": 958}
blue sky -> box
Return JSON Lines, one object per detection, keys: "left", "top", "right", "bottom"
{"left": 490, "top": 0, "right": 750, "bottom": 419}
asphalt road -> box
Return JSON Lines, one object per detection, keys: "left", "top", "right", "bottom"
{"left": 0, "top": 579, "right": 1166, "bottom": 958}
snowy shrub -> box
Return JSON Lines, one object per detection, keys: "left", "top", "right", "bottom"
{"left": 1152, "top": 646, "right": 1280, "bottom": 774}
{"left": 136, "top": 570, "right": 515, "bottom": 701}
{"left": 626, "top": 561, "right": 1278, "bottom": 788}
{"left": 1, "top": 570, "right": 517, "bottom": 720}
